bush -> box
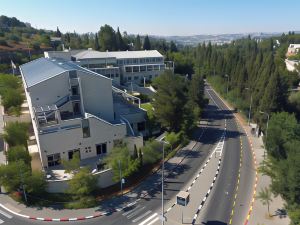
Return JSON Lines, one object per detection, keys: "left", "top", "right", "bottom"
{"left": 165, "top": 132, "right": 181, "bottom": 149}
{"left": 141, "top": 140, "right": 162, "bottom": 165}
{"left": 3, "top": 122, "right": 29, "bottom": 147}
{"left": 0, "top": 39, "right": 8, "bottom": 46}
{"left": 25, "top": 171, "right": 47, "bottom": 195}
{"left": 7, "top": 145, "right": 31, "bottom": 165}
{"left": 65, "top": 196, "right": 97, "bottom": 209}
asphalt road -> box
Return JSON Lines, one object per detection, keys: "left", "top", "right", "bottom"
{"left": 0, "top": 85, "right": 254, "bottom": 225}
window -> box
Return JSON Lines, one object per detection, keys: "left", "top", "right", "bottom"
{"left": 115, "top": 73, "right": 119, "bottom": 77}
{"left": 82, "top": 119, "right": 90, "bottom": 138}
{"left": 69, "top": 70, "right": 77, "bottom": 78}
{"left": 154, "top": 65, "right": 159, "bottom": 71}
{"left": 73, "top": 102, "right": 81, "bottom": 115}
{"left": 118, "top": 60, "right": 123, "bottom": 65}
{"left": 71, "top": 86, "right": 79, "bottom": 95}
{"left": 149, "top": 75, "right": 152, "bottom": 79}
{"left": 125, "top": 67, "right": 132, "bottom": 73}
{"left": 133, "top": 59, "right": 138, "bottom": 64}
{"left": 96, "top": 143, "right": 107, "bottom": 155}
{"left": 160, "top": 65, "right": 165, "bottom": 70}
{"left": 147, "top": 65, "right": 153, "bottom": 71}
{"left": 140, "top": 66, "right": 146, "bottom": 72}
{"left": 68, "top": 149, "right": 80, "bottom": 160}
{"left": 47, "top": 153, "right": 61, "bottom": 167}
{"left": 133, "top": 66, "right": 139, "bottom": 72}
{"left": 140, "top": 58, "right": 145, "bottom": 63}
{"left": 146, "top": 58, "right": 150, "bottom": 63}
{"left": 137, "top": 122, "right": 146, "bottom": 131}
{"left": 156, "top": 57, "right": 162, "bottom": 62}
{"left": 111, "top": 74, "right": 115, "bottom": 78}
{"left": 134, "top": 76, "right": 139, "bottom": 80}
{"left": 128, "top": 76, "right": 132, "bottom": 81}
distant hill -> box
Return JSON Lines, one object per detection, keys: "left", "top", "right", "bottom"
{"left": 0, "top": 15, "right": 28, "bottom": 28}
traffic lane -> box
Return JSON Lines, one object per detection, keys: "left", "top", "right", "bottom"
{"left": 230, "top": 126, "right": 255, "bottom": 225}
{"left": 196, "top": 113, "right": 241, "bottom": 224}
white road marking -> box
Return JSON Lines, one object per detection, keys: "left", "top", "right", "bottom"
{"left": 127, "top": 206, "right": 146, "bottom": 219}
{"left": 147, "top": 217, "right": 159, "bottom": 225}
{"left": 138, "top": 213, "right": 158, "bottom": 225}
{"left": 0, "top": 210, "right": 12, "bottom": 219}
{"left": 132, "top": 210, "right": 152, "bottom": 223}
{"left": 122, "top": 205, "right": 141, "bottom": 216}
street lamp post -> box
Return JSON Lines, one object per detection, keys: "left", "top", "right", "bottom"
{"left": 245, "top": 88, "right": 253, "bottom": 126}
{"left": 225, "top": 74, "right": 229, "bottom": 95}
{"left": 260, "top": 111, "right": 270, "bottom": 165}
{"left": 161, "top": 142, "right": 165, "bottom": 225}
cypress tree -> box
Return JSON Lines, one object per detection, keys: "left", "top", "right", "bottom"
{"left": 143, "top": 35, "right": 151, "bottom": 50}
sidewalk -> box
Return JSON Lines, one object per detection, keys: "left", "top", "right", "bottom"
{"left": 244, "top": 125, "right": 290, "bottom": 225}
{"left": 209, "top": 88, "right": 290, "bottom": 225}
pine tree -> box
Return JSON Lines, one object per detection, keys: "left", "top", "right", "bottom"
{"left": 56, "top": 26, "right": 61, "bottom": 37}
{"left": 170, "top": 41, "right": 178, "bottom": 52}
{"left": 116, "top": 27, "right": 125, "bottom": 51}
{"left": 94, "top": 33, "right": 100, "bottom": 50}
{"left": 135, "top": 35, "right": 142, "bottom": 50}
{"left": 143, "top": 35, "right": 151, "bottom": 50}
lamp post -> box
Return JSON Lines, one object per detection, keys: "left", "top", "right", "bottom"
{"left": 245, "top": 88, "right": 253, "bottom": 126}
{"left": 260, "top": 111, "right": 270, "bottom": 165}
{"left": 225, "top": 74, "right": 229, "bottom": 95}
{"left": 160, "top": 140, "right": 169, "bottom": 225}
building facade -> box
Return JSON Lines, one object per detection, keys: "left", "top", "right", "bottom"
{"left": 20, "top": 58, "right": 145, "bottom": 169}
{"left": 45, "top": 49, "right": 168, "bottom": 85}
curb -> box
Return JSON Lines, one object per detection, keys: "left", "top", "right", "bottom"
{"left": 0, "top": 203, "right": 108, "bottom": 222}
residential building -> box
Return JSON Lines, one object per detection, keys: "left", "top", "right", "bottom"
{"left": 20, "top": 57, "right": 145, "bottom": 169}
{"left": 287, "top": 44, "right": 300, "bottom": 55}
{"left": 44, "top": 49, "right": 169, "bottom": 85}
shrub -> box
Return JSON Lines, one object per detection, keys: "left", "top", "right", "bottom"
{"left": 165, "top": 132, "right": 181, "bottom": 149}
{"left": 3, "top": 122, "right": 29, "bottom": 147}
{"left": 0, "top": 39, "right": 8, "bottom": 46}
{"left": 7, "top": 145, "right": 31, "bottom": 165}
{"left": 25, "top": 171, "right": 47, "bottom": 195}
{"left": 141, "top": 140, "right": 162, "bottom": 165}
{"left": 65, "top": 196, "right": 97, "bottom": 209}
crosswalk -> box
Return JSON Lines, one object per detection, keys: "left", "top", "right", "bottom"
{"left": 0, "top": 209, "right": 12, "bottom": 224}
{"left": 121, "top": 204, "right": 160, "bottom": 225}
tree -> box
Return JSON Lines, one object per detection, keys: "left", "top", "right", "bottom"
{"left": 99, "top": 24, "right": 117, "bottom": 51}
{"left": 115, "top": 27, "right": 126, "bottom": 50}
{"left": 24, "top": 171, "right": 47, "bottom": 195}
{"left": 143, "top": 35, "right": 151, "bottom": 50}
{"left": 152, "top": 71, "right": 187, "bottom": 132}
{"left": 141, "top": 140, "right": 162, "bottom": 165}
{"left": 257, "top": 187, "right": 273, "bottom": 217}
{"left": 135, "top": 35, "right": 142, "bottom": 50}
{"left": 61, "top": 152, "right": 80, "bottom": 173}
{"left": 7, "top": 146, "right": 31, "bottom": 166}
{"left": 0, "top": 161, "right": 30, "bottom": 192}
{"left": 67, "top": 167, "right": 97, "bottom": 197}
{"left": 94, "top": 33, "right": 100, "bottom": 50}
{"left": 170, "top": 41, "right": 178, "bottom": 52}
{"left": 188, "top": 74, "right": 205, "bottom": 108}
{"left": 56, "top": 26, "right": 61, "bottom": 37}
{"left": 3, "top": 122, "right": 29, "bottom": 147}
{"left": 165, "top": 132, "right": 180, "bottom": 149}
{"left": 104, "top": 144, "right": 139, "bottom": 181}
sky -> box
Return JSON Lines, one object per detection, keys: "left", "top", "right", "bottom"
{"left": 1, "top": 0, "right": 300, "bottom": 36}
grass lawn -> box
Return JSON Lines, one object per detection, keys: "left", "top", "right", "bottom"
{"left": 141, "top": 103, "right": 154, "bottom": 118}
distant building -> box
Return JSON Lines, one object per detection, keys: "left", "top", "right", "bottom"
{"left": 20, "top": 57, "right": 145, "bottom": 169}
{"left": 44, "top": 49, "right": 170, "bottom": 86}
{"left": 287, "top": 44, "right": 300, "bottom": 55}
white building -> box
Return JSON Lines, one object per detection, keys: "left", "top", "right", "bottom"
{"left": 287, "top": 44, "right": 300, "bottom": 55}
{"left": 20, "top": 57, "right": 145, "bottom": 169}
{"left": 44, "top": 49, "right": 169, "bottom": 85}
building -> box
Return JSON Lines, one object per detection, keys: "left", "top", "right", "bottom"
{"left": 44, "top": 49, "right": 170, "bottom": 85}
{"left": 20, "top": 57, "right": 145, "bottom": 169}
{"left": 287, "top": 44, "right": 300, "bottom": 56}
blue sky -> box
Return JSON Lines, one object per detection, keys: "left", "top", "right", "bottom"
{"left": 1, "top": 0, "right": 300, "bottom": 36}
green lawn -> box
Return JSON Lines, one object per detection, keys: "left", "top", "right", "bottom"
{"left": 141, "top": 103, "right": 154, "bottom": 118}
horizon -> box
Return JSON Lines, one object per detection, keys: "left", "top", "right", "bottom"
{"left": 1, "top": 0, "right": 300, "bottom": 36}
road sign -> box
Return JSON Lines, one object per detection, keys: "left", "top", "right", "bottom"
{"left": 121, "top": 178, "right": 125, "bottom": 184}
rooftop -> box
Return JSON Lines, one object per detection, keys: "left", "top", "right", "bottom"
{"left": 73, "top": 49, "right": 163, "bottom": 60}
{"left": 20, "top": 57, "right": 109, "bottom": 88}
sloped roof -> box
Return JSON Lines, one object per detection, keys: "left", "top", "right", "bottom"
{"left": 20, "top": 57, "right": 85, "bottom": 88}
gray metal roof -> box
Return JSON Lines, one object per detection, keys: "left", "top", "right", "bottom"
{"left": 73, "top": 50, "right": 163, "bottom": 60}
{"left": 20, "top": 57, "right": 84, "bottom": 88}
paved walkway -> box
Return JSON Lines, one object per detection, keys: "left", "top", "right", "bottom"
{"left": 244, "top": 125, "right": 290, "bottom": 225}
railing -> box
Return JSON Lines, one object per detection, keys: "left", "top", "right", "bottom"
{"left": 112, "top": 86, "right": 141, "bottom": 108}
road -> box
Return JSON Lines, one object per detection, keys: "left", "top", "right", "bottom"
{"left": 0, "top": 85, "right": 254, "bottom": 225}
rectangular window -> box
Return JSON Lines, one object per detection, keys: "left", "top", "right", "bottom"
{"left": 140, "top": 58, "right": 145, "bottom": 63}
{"left": 69, "top": 70, "right": 77, "bottom": 78}
{"left": 128, "top": 76, "right": 132, "bottom": 81}
{"left": 133, "top": 66, "right": 139, "bottom": 72}
{"left": 160, "top": 65, "right": 165, "bottom": 70}
{"left": 125, "top": 67, "right": 132, "bottom": 73}
{"left": 147, "top": 65, "right": 153, "bottom": 71}
{"left": 133, "top": 59, "right": 138, "bottom": 64}
{"left": 134, "top": 76, "right": 139, "bottom": 80}
{"left": 96, "top": 143, "right": 107, "bottom": 155}
{"left": 137, "top": 122, "right": 146, "bottom": 131}
{"left": 82, "top": 119, "right": 90, "bottom": 138}
{"left": 68, "top": 149, "right": 80, "bottom": 160}
{"left": 47, "top": 153, "right": 61, "bottom": 167}
{"left": 140, "top": 66, "right": 146, "bottom": 72}
{"left": 71, "top": 86, "right": 79, "bottom": 95}
{"left": 154, "top": 65, "right": 159, "bottom": 71}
